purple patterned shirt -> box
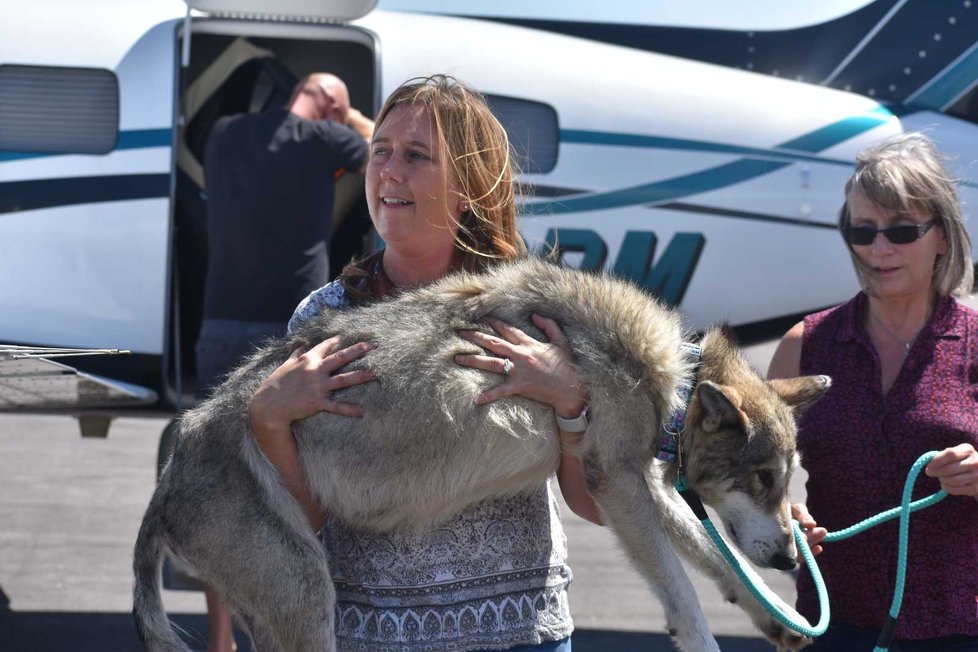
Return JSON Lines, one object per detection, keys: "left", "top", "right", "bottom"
{"left": 797, "top": 292, "right": 978, "bottom": 639}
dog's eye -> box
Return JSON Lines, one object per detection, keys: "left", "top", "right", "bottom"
{"left": 756, "top": 470, "right": 775, "bottom": 489}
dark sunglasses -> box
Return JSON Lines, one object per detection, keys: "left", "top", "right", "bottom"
{"left": 841, "top": 218, "right": 939, "bottom": 246}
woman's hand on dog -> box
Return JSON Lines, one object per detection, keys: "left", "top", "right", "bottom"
{"left": 455, "top": 314, "right": 588, "bottom": 417}
{"left": 248, "top": 337, "right": 378, "bottom": 530}
{"left": 791, "top": 503, "right": 827, "bottom": 558}
{"left": 250, "top": 337, "right": 378, "bottom": 429}
{"left": 455, "top": 315, "right": 604, "bottom": 525}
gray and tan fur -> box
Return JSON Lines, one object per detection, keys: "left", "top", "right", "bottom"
{"left": 133, "top": 257, "right": 829, "bottom": 652}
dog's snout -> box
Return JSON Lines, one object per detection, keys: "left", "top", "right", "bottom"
{"left": 769, "top": 552, "right": 796, "bottom": 571}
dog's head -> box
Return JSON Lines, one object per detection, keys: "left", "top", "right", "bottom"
{"left": 680, "top": 328, "right": 830, "bottom": 570}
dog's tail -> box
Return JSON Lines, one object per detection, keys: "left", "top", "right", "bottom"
{"left": 132, "top": 502, "right": 191, "bottom": 652}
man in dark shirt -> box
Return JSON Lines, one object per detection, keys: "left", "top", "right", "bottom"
{"left": 201, "top": 73, "right": 373, "bottom": 331}
{"left": 196, "top": 72, "right": 373, "bottom": 652}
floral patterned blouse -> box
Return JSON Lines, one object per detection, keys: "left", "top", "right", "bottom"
{"left": 289, "top": 281, "right": 574, "bottom": 651}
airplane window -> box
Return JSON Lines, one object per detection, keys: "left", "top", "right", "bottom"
{"left": 484, "top": 94, "right": 559, "bottom": 174}
{"left": 0, "top": 64, "right": 118, "bottom": 155}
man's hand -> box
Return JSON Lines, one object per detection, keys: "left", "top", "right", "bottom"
{"left": 346, "top": 107, "right": 375, "bottom": 141}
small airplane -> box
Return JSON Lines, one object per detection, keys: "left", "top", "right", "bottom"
{"left": 1, "top": 0, "right": 977, "bottom": 436}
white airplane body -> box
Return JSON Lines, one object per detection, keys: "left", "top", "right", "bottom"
{"left": 1, "top": 0, "right": 976, "bottom": 421}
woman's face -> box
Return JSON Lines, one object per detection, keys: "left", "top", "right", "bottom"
{"left": 365, "top": 104, "right": 464, "bottom": 259}
{"left": 847, "top": 186, "right": 947, "bottom": 299}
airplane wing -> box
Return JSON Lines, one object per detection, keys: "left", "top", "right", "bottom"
{"left": 0, "top": 346, "right": 157, "bottom": 410}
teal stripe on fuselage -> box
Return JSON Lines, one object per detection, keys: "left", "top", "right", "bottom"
{"left": 0, "top": 128, "right": 172, "bottom": 162}
{"left": 779, "top": 105, "right": 894, "bottom": 153}
{"left": 117, "top": 129, "right": 172, "bottom": 150}
{"left": 526, "top": 108, "right": 895, "bottom": 215}
{"left": 524, "top": 158, "right": 791, "bottom": 214}
{"left": 907, "top": 42, "right": 978, "bottom": 110}
{"left": 5, "top": 112, "right": 903, "bottom": 217}
{"left": 560, "top": 131, "right": 852, "bottom": 167}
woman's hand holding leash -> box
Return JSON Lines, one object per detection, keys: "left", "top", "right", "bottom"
{"left": 925, "top": 443, "right": 978, "bottom": 499}
{"left": 791, "top": 503, "right": 828, "bottom": 558}
{"left": 787, "top": 444, "right": 978, "bottom": 563}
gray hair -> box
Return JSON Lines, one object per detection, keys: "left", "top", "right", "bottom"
{"left": 838, "top": 131, "right": 974, "bottom": 296}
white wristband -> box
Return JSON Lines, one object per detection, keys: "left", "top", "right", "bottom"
{"left": 554, "top": 404, "right": 589, "bottom": 433}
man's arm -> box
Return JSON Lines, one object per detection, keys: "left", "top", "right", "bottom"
{"left": 345, "top": 107, "right": 374, "bottom": 142}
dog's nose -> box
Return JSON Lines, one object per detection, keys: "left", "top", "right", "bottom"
{"left": 769, "top": 552, "right": 797, "bottom": 571}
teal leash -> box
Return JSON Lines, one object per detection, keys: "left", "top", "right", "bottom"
{"left": 821, "top": 451, "right": 947, "bottom": 651}
{"left": 673, "top": 450, "right": 948, "bottom": 650}
{"left": 674, "top": 475, "right": 829, "bottom": 638}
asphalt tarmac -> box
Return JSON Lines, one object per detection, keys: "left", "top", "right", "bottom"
{"left": 0, "top": 337, "right": 800, "bottom": 652}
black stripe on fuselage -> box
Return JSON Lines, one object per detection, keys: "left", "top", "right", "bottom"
{"left": 0, "top": 174, "right": 170, "bottom": 214}
{"left": 657, "top": 202, "right": 838, "bottom": 229}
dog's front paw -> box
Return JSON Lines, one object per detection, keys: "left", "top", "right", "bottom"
{"left": 760, "top": 619, "right": 811, "bottom": 651}
{"left": 738, "top": 593, "right": 811, "bottom": 651}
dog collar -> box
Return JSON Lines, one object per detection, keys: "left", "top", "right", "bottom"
{"left": 655, "top": 342, "right": 702, "bottom": 465}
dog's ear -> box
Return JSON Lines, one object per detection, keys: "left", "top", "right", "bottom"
{"left": 695, "top": 381, "right": 747, "bottom": 432}
{"left": 768, "top": 375, "right": 832, "bottom": 415}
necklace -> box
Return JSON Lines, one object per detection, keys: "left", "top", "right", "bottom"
{"left": 868, "top": 311, "right": 924, "bottom": 358}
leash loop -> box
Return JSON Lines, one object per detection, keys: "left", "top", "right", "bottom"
{"left": 674, "top": 450, "right": 947, "bottom": 648}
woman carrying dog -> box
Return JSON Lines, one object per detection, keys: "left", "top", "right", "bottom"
{"left": 768, "top": 132, "right": 978, "bottom": 651}
{"left": 247, "top": 75, "right": 601, "bottom": 651}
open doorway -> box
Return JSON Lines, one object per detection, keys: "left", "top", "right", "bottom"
{"left": 170, "top": 28, "right": 377, "bottom": 398}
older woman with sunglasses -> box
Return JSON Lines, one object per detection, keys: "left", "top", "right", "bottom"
{"left": 768, "top": 132, "right": 978, "bottom": 651}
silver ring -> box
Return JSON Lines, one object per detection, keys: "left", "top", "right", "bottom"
{"left": 501, "top": 358, "right": 514, "bottom": 376}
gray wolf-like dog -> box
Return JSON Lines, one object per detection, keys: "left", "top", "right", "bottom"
{"left": 133, "top": 258, "right": 830, "bottom": 652}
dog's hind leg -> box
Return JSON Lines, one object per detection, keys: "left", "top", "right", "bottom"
{"left": 227, "top": 540, "right": 336, "bottom": 652}
{"left": 189, "top": 507, "right": 337, "bottom": 652}
{"left": 235, "top": 609, "right": 286, "bottom": 652}
{"left": 220, "top": 559, "right": 336, "bottom": 652}
{"left": 591, "top": 464, "right": 720, "bottom": 652}
{"left": 652, "top": 483, "right": 811, "bottom": 651}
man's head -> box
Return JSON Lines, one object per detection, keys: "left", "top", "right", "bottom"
{"left": 288, "top": 73, "right": 350, "bottom": 123}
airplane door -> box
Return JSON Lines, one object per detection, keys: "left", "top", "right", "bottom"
{"left": 0, "top": 20, "right": 178, "bottom": 401}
